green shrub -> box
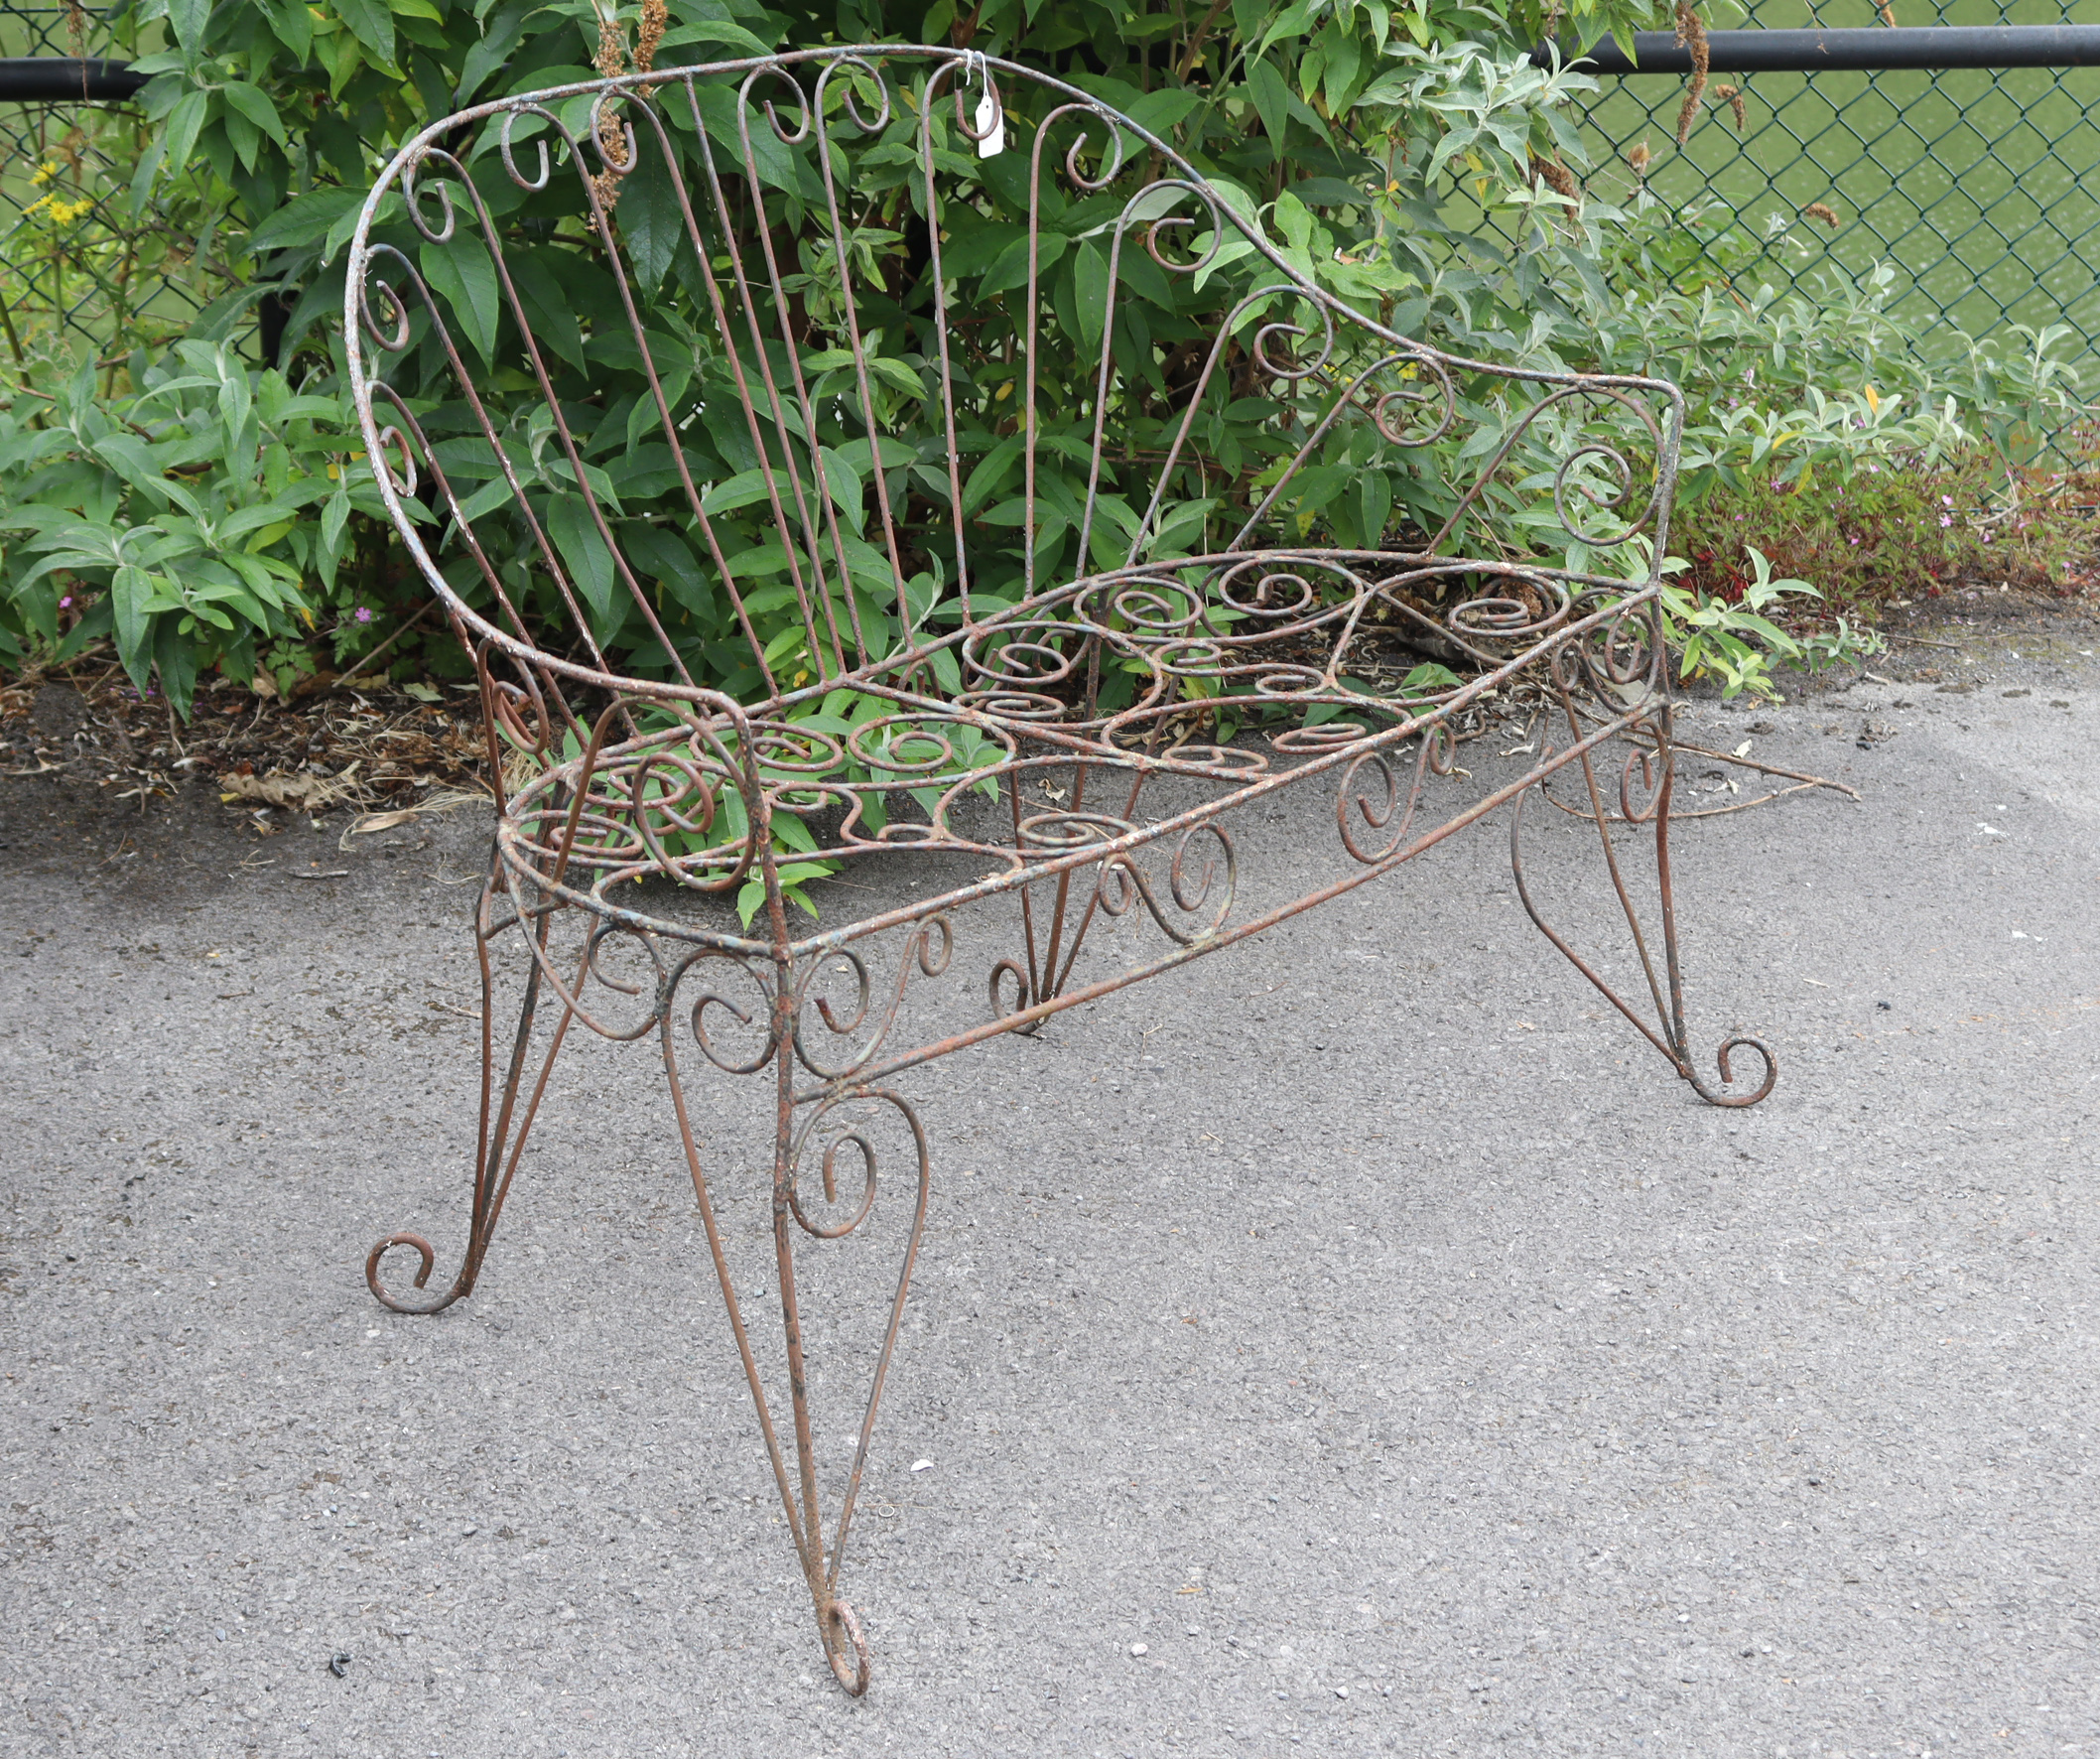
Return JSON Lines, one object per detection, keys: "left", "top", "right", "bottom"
{"left": 0, "top": 0, "right": 2088, "bottom": 715}
{"left": 0, "top": 339, "right": 388, "bottom": 712}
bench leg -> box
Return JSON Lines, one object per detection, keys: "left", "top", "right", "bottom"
{"left": 660, "top": 984, "right": 931, "bottom": 1697}
{"left": 364, "top": 863, "right": 580, "bottom": 1314}
{"left": 1511, "top": 707, "right": 1777, "bottom": 1108}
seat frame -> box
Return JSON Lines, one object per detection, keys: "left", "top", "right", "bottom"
{"left": 344, "top": 46, "right": 1779, "bottom": 1695}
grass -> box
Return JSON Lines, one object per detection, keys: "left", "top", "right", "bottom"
{"left": 1569, "top": 0, "right": 2100, "bottom": 359}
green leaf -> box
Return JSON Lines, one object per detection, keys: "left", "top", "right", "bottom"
{"left": 127, "top": 130, "right": 170, "bottom": 219}
{"left": 154, "top": 616, "right": 198, "bottom": 720}
{"left": 730, "top": 543, "right": 796, "bottom": 581}
{"left": 162, "top": 89, "right": 208, "bottom": 187}
{"left": 268, "top": 0, "right": 313, "bottom": 64}
{"left": 0, "top": 427, "right": 72, "bottom": 474}
{"left": 1249, "top": 58, "right": 1291, "bottom": 150}
{"left": 218, "top": 498, "right": 305, "bottom": 543}
{"left": 982, "top": 230, "right": 1063, "bottom": 298}
{"left": 543, "top": 453, "right": 623, "bottom": 513}
{"left": 621, "top": 136, "right": 687, "bottom": 294}
{"left": 219, "top": 368, "right": 254, "bottom": 461}
{"left": 693, "top": 83, "right": 801, "bottom": 196}
{"left": 937, "top": 220, "right": 1023, "bottom": 284}
{"left": 811, "top": 448, "right": 862, "bottom": 535}
{"left": 321, "top": 485, "right": 351, "bottom": 566}
{"left": 1322, "top": 25, "right": 1363, "bottom": 110}
{"left": 458, "top": 2, "right": 527, "bottom": 101}
{"left": 1257, "top": 0, "right": 1316, "bottom": 56}
{"left": 324, "top": 190, "right": 389, "bottom": 264}
{"left": 419, "top": 230, "right": 500, "bottom": 363}
{"left": 1073, "top": 239, "right": 1111, "bottom": 356}
{"left": 451, "top": 475, "right": 518, "bottom": 523}
{"left": 505, "top": 249, "right": 586, "bottom": 368}
{"left": 222, "top": 82, "right": 289, "bottom": 149}
{"left": 962, "top": 434, "right": 1025, "bottom": 516}
{"left": 168, "top": 0, "right": 209, "bottom": 53}
{"left": 224, "top": 101, "right": 260, "bottom": 173}
{"left": 546, "top": 496, "right": 616, "bottom": 630}
{"left": 1354, "top": 68, "right": 1417, "bottom": 107}
{"left": 333, "top": 0, "right": 397, "bottom": 67}
{"left": 1399, "top": 661, "right": 1462, "bottom": 695}
{"left": 1124, "top": 87, "right": 1203, "bottom": 142}
{"left": 272, "top": 394, "right": 348, "bottom": 426}
{"left": 624, "top": 523, "right": 713, "bottom": 620}
{"left": 1148, "top": 496, "right": 1218, "bottom": 557}
{"left": 656, "top": 20, "right": 774, "bottom": 56}
{"left": 246, "top": 186, "right": 360, "bottom": 254}
{"left": 15, "top": 549, "right": 117, "bottom": 591}
{"left": 701, "top": 470, "right": 778, "bottom": 517}
{"left": 1273, "top": 190, "right": 1314, "bottom": 254}
{"left": 112, "top": 566, "right": 155, "bottom": 684}
{"left": 1358, "top": 470, "right": 1392, "bottom": 546}
{"left": 866, "top": 357, "right": 927, "bottom": 400}
{"left": 90, "top": 437, "right": 201, "bottom": 517}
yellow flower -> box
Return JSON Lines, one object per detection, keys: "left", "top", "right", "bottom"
{"left": 30, "top": 161, "right": 59, "bottom": 186}
{"left": 24, "top": 192, "right": 90, "bottom": 224}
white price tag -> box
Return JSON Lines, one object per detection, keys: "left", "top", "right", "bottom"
{"left": 975, "top": 87, "right": 1004, "bottom": 158}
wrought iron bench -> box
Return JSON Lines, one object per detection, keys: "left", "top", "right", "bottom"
{"left": 344, "top": 45, "right": 1776, "bottom": 1695}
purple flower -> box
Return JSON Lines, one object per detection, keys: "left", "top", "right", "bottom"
{"left": 354, "top": 607, "right": 374, "bottom": 624}
{"left": 1939, "top": 514, "right": 1952, "bottom": 527}
{"left": 1941, "top": 494, "right": 1953, "bottom": 506}
{"left": 59, "top": 595, "right": 70, "bottom": 608}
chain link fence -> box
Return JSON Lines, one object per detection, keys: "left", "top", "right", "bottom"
{"left": 1563, "top": 0, "right": 2100, "bottom": 373}
{"left": 0, "top": 3, "right": 217, "bottom": 384}
{"left": 8, "top": 1, "right": 2100, "bottom": 406}
{"left": 0, "top": 0, "right": 85, "bottom": 54}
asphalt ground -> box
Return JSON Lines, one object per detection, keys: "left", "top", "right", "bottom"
{"left": 5, "top": 639, "right": 2099, "bottom": 1757}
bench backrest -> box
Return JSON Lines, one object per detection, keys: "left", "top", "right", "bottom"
{"left": 345, "top": 47, "right": 1680, "bottom": 745}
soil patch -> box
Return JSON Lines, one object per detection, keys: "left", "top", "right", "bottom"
{"left": 6, "top": 591, "right": 2096, "bottom": 892}
{"left": 0, "top": 657, "right": 489, "bottom": 904}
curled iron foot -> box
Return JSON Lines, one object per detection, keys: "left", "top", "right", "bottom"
{"left": 364, "top": 1232, "right": 462, "bottom": 1315}
{"left": 1683, "top": 1034, "right": 1777, "bottom": 1109}
{"left": 821, "top": 1598, "right": 871, "bottom": 1696}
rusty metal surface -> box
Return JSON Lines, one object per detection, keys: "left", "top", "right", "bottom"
{"left": 342, "top": 47, "right": 1778, "bottom": 1695}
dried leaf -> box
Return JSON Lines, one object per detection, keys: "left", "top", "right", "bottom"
{"left": 1673, "top": 3, "right": 1711, "bottom": 145}
{"left": 219, "top": 770, "right": 349, "bottom": 810}
{"left": 349, "top": 807, "right": 424, "bottom": 834}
